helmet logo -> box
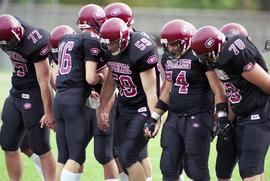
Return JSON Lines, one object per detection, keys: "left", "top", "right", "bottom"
{"left": 111, "top": 8, "right": 121, "bottom": 16}
{"left": 93, "top": 10, "right": 103, "bottom": 19}
{"left": 229, "top": 29, "right": 240, "bottom": 35}
{"left": 181, "top": 25, "right": 188, "bottom": 35}
{"left": 205, "top": 37, "right": 215, "bottom": 49}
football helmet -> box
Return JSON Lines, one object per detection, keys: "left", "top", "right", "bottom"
{"left": 0, "top": 14, "right": 24, "bottom": 48}
{"left": 191, "top": 26, "right": 225, "bottom": 62}
{"left": 160, "top": 19, "right": 196, "bottom": 58}
{"left": 49, "top": 25, "right": 76, "bottom": 53}
{"left": 104, "top": 2, "right": 134, "bottom": 26}
{"left": 77, "top": 4, "right": 107, "bottom": 32}
{"left": 100, "top": 18, "right": 130, "bottom": 56}
{"left": 220, "top": 23, "right": 248, "bottom": 38}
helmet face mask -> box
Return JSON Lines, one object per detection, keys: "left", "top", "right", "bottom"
{"left": 162, "top": 39, "right": 188, "bottom": 59}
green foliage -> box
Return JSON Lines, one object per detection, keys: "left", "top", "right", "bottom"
{"left": 9, "top": 0, "right": 263, "bottom": 10}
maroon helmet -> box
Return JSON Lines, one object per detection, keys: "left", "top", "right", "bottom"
{"left": 191, "top": 26, "right": 225, "bottom": 62}
{"left": 220, "top": 23, "right": 248, "bottom": 38}
{"left": 0, "top": 14, "right": 24, "bottom": 47}
{"left": 49, "top": 25, "right": 76, "bottom": 53}
{"left": 104, "top": 2, "right": 134, "bottom": 26}
{"left": 100, "top": 18, "right": 130, "bottom": 56}
{"left": 77, "top": 4, "right": 107, "bottom": 32}
{"left": 160, "top": 19, "right": 196, "bottom": 57}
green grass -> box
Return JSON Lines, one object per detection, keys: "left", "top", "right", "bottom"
{"left": 0, "top": 71, "right": 269, "bottom": 180}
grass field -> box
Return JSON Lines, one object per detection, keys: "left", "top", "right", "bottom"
{"left": 0, "top": 71, "right": 269, "bottom": 181}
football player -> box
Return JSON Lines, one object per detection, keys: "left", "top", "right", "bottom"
{"left": 50, "top": 24, "right": 103, "bottom": 181}
{"left": 76, "top": 4, "right": 119, "bottom": 181}
{"left": 0, "top": 14, "right": 56, "bottom": 181}
{"left": 104, "top": 3, "right": 155, "bottom": 181}
{"left": 191, "top": 25, "right": 270, "bottom": 181}
{"left": 98, "top": 18, "right": 159, "bottom": 181}
{"left": 144, "top": 19, "right": 227, "bottom": 181}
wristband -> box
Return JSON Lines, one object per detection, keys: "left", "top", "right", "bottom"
{"left": 215, "top": 102, "right": 228, "bottom": 113}
{"left": 151, "top": 112, "right": 161, "bottom": 121}
{"left": 155, "top": 99, "right": 169, "bottom": 112}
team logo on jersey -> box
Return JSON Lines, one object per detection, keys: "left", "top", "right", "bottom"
{"left": 39, "top": 46, "right": 49, "bottom": 56}
{"left": 165, "top": 59, "right": 191, "bottom": 70}
{"left": 215, "top": 69, "right": 229, "bottom": 80}
{"left": 23, "top": 103, "right": 32, "bottom": 110}
{"left": 111, "top": 8, "right": 121, "bottom": 16}
{"left": 243, "top": 62, "right": 255, "bottom": 72}
{"left": 205, "top": 37, "right": 215, "bottom": 49}
{"left": 147, "top": 55, "right": 157, "bottom": 64}
{"left": 90, "top": 48, "right": 100, "bottom": 56}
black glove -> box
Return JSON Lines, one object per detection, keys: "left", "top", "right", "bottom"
{"left": 144, "top": 116, "right": 158, "bottom": 135}
{"left": 217, "top": 117, "right": 233, "bottom": 141}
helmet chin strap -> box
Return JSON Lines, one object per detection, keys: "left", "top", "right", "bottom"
{"left": 111, "top": 48, "right": 121, "bottom": 56}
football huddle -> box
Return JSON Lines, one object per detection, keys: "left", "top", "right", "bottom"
{"left": 0, "top": 2, "right": 270, "bottom": 181}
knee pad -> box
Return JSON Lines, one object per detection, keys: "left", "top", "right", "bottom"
{"left": 94, "top": 147, "right": 113, "bottom": 165}
{"left": 138, "top": 145, "right": 148, "bottom": 161}
{"left": 160, "top": 148, "right": 179, "bottom": 181}
{"left": 29, "top": 127, "right": 51, "bottom": 156}
{"left": 58, "top": 152, "right": 69, "bottom": 164}
{"left": 0, "top": 138, "right": 19, "bottom": 151}
{"left": 0, "top": 129, "right": 24, "bottom": 152}
{"left": 239, "top": 152, "right": 263, "bottom": 178}
{"left": 31, "top": 139, "right": 51, "bottom": 156}
{"left": 184, "top": 158, "right": 210, "bottom": 181}
{"left": 118, "top": 149, "right": 137, "bottom": 169}
{"left": 70, "top": 149, "right": 86, "bottom": 165}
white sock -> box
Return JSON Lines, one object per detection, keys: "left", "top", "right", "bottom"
{"left": 30, "top": 154, "right": 44, "bottom": 181}
{"left": 61, "top": 168, "right": 80, "bottom": 181}
{"left": 146, "top": 177, "right": 152, "bottom": 181}
{"left": 179, "top": 174, "right": 185, "bottom": 181}
{"left": 119, "top": 172, "right": 129, "bottom": 181}
{"left": 77, "top": 173, "right": 82, "bottom": 180}
{"left": 105, "top": 179, "right": 119, "bottom": 181}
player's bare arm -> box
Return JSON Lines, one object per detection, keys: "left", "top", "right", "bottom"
{"left": 140, "top": 67, "right": 159, "bottom": 137}
{"left": 35, "top": 58, "right": 55, "bottom": 129}
{"left": 144, "top": 79, "right": 172, "bottom": 138}
{"left": 97, "top": 70, "right": 116, "bottom": 132}
{"left": 85, "top": 60, "right": 102, "bottom": 85}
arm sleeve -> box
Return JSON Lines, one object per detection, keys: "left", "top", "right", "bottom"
{"left": 83, "top": 38, "right": 102, "bottom": 63}
{"left": 134, "top": 49, "right": 158, "bottom": 72}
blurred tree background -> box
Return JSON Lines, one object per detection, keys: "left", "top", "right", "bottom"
{"left": 8, "top": 0, "right": 270, "bottom": 11}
